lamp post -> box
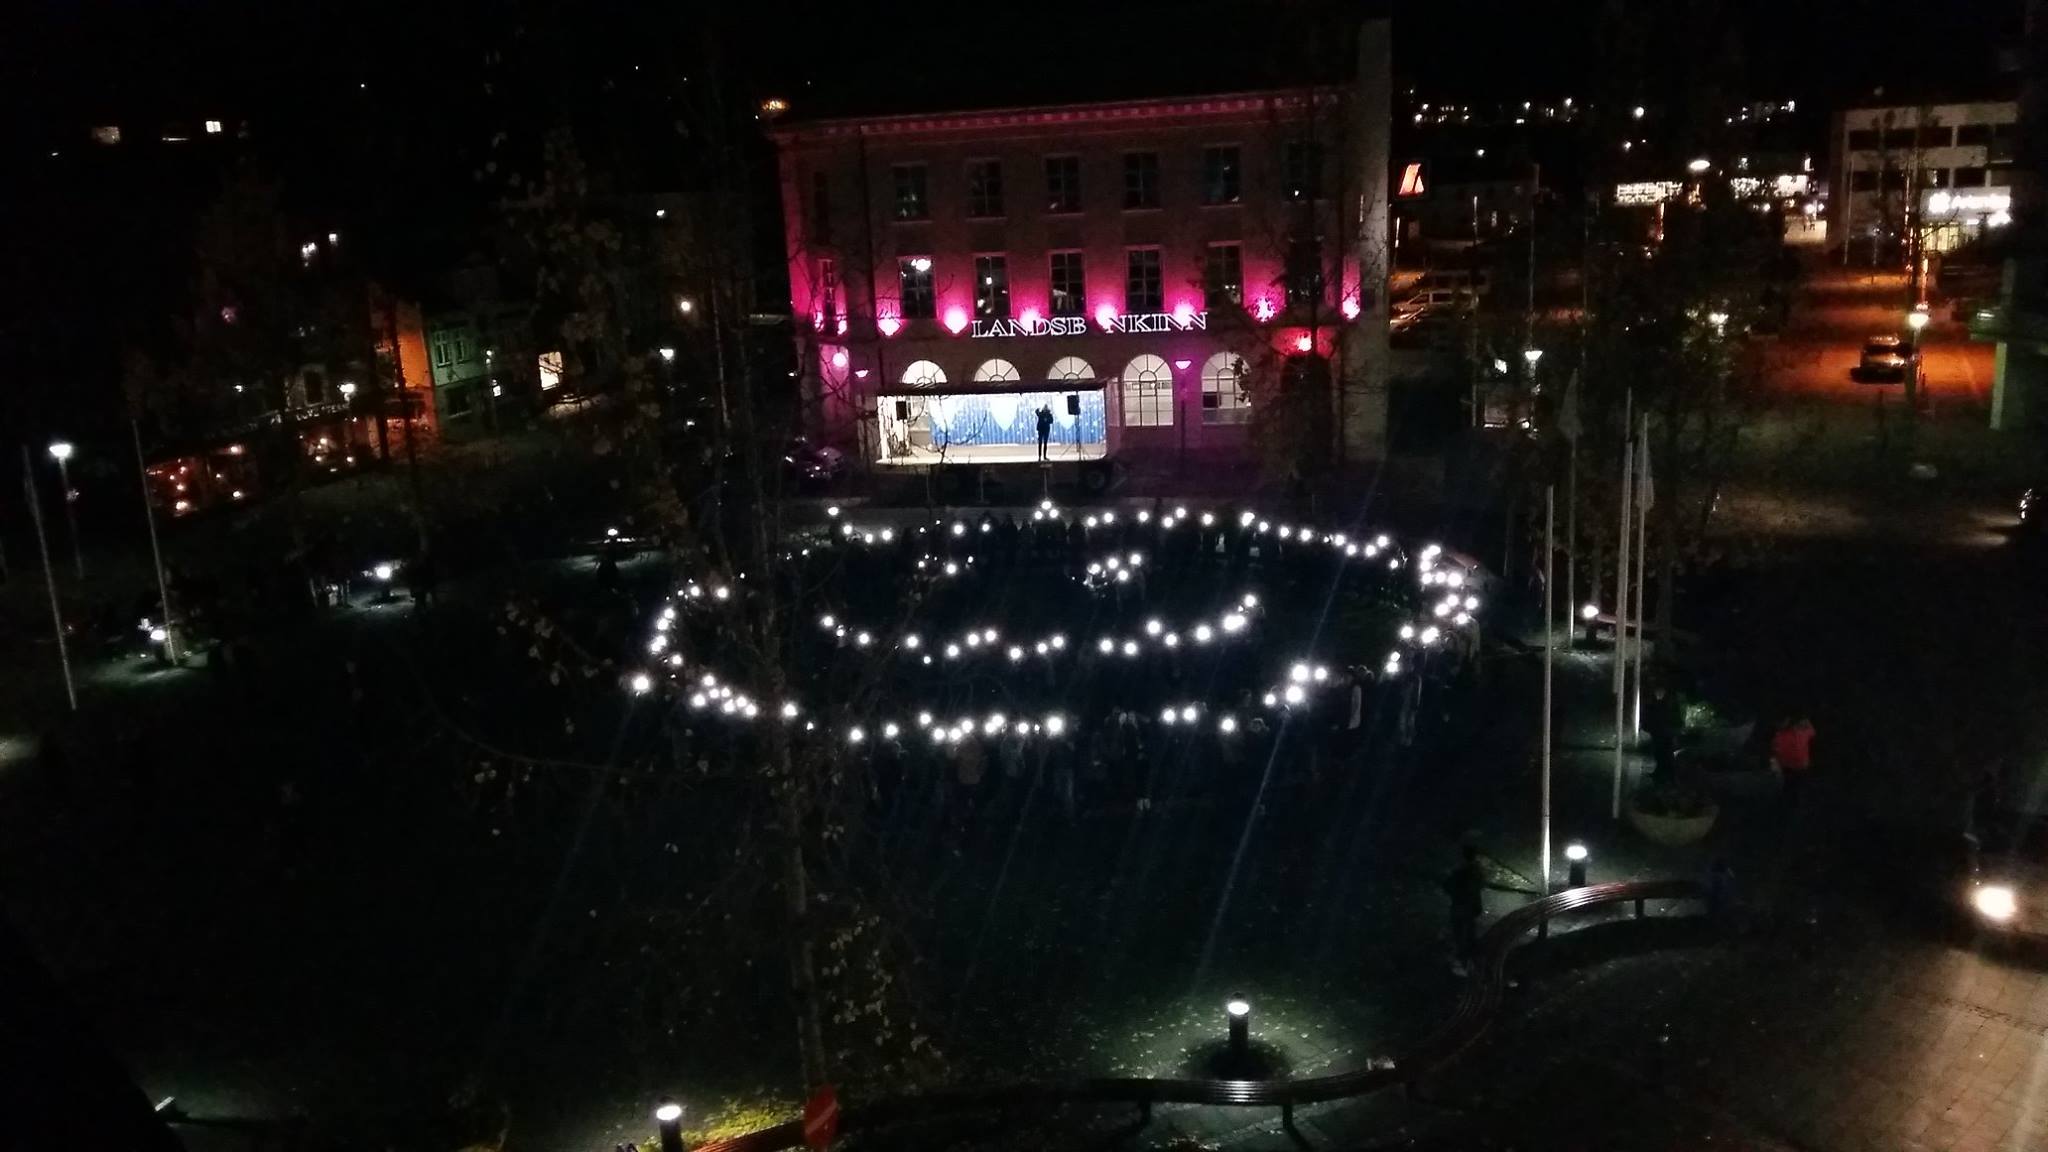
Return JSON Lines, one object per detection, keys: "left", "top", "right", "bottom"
{"left": 1906, "top": 308, "right": 1930, "bottom": 411}
{"left": 1565, "top": 841, "right": 1589, "bottom": 887}
{"left": 1225, "top": 996, "right": 1251, "bottom": 1062}
{"left": 47, "top": 441, "right": 83, "bottom": 580}
{"left": 132, "top": 418, "right": 179, "bottom": 664}
{"left": 654, "top": 1100, "right": 687, "bottom": 1152}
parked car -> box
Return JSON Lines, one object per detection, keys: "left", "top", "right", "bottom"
{"left": 1962, "top": 785, "right": 2048, "bottom": 944}
{"left": 785, "top": 437, "right": 847, "bottom": 485}
{"left": 1856, "top": 334, "right": 1915, "bottom": 382}
{"left": 1394, "top": 287, "right": 1477, "bottom": 318}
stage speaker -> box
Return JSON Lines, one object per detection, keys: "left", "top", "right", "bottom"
{"left": 1065, "top": 394, "right": 1080, "bottom": 415}
{"left": 894, "top": 400, "right": 910, "bottom": 420}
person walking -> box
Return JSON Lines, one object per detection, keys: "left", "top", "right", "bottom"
{"left": 1443, "top": 842, "right": 1486, "bottom": 975}
{"left": 1770, "top": 712, "right": 1817, "bottom": 809}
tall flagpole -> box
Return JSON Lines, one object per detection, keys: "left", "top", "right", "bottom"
{"left": 1631, "top": 412, "right": 1651, "bottom": 737}
{"left": 23, "top": 447, "right": 78, "bottom": 710}
{"left": 1612, "top": 393, "right": 1634, "bottom": 818}
{"left": 1542, "top": 485, "right": 1555, "bottom": 897}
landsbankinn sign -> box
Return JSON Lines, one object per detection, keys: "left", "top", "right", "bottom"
{"left": 971, "top": 311, "right": 1208, "bottom": 338}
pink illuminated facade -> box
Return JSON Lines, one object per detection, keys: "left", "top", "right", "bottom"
{"left": 770, "top": 55, "right": 1395, "bottom": 474}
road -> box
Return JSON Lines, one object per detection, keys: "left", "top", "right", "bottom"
{"left": 1764, "top": 265, "right": 1998, "bottom": 413}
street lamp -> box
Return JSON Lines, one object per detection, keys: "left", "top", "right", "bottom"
{"left": 47, "top": 440, "right": 84, "bottom": 579}
{"left": 655, "top": 1100, "right": 687, "bottom": 1152}
{"left": 1687, "top": 158, "right": 1711, "bottom": 173}
{"left": 1706, "top": 311, "right": 1730, "bottom": 333}
{"left": 1565, "top": 842, "right": 1589, "bottom": 887}
{"left": 1225, "top": 996, "right": 1251, "bottom": 1062}
{"left": 658, "top": 346, "right": 677, "bottom": 363}
{"left": 338, "top": 380, "right": 358, "bottom": 399}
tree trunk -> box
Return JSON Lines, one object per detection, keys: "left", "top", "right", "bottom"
{"left": 777, "top": 748, "right": 830, "bottom": 1088}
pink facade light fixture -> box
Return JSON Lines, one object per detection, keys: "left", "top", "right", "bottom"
{"left": 836, "top": 317, "right": 849, "bottom": 335}
{"left": 1252, "top": 297, "right": 1277, "bottom": 323}
{"left": 829, "top": 348, "right": 849, "bottom": 369}
{"left": 1019, "top": 306, "right": 1043, "bottom": 327}
{"left": 943, "top": 306, "right": 970, "bottom": 334}
{"left": 811, "top": 310, "right": 826, "bottom": 331}
{"left": 1172, "top": 301, "right": 1196, "bottom": 327}
{"left": 1295, "top": 333, "right": 1314, "bottom": 353}
{"left": 877, "top": 314, "right": 902, "bottom": 337}
{"left": 1173, "top": 358, "right": 1193, "bottom": 371}
{"left": 1094, "top": 303, "right": 1118, "bottom": 330}
{"left": 854, "top": 368, "right": 869, "bottom": 379}
{"left": 1341, "top": 297, "right": 1361, "bottom": 320}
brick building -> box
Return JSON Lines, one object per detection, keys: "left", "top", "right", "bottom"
{"left": 768, "top": 22, "right": 1392, "bottom": 481}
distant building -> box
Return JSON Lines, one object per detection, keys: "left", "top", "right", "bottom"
{"left": 1831, "top": 99, "right": 2020, "bottom": 259}
{"left": 766, "top": 22, "right": 1394, "bottom": 480}
{"left": 1970, "top": 0, "right": 2048, "bottom": 432}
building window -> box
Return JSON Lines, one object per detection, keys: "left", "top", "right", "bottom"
{"left": 1879, "top": 168, "right": 1908, "bottom": 192}
{"left": 1204, "top": 243, "right": 1243, "bottom": 308}
{"left": 91, "top": 125, "right": 121, "bottom": 145}
{"left": 204, "top": 119, "right": 224, "bottom": 135}
{"left": 1049, "top": 251, "right": 1086, "bottom": 316}
{"left": 1952, "top": 166, "right": 1988, "bottom": 188}
{"left": 1202, "top": 146, "right": 1241, "bottom": 205}
{"left": 1285, "top": 237, "right": 1324, "bottom": 309}
{"left": 899, "top": 257, "right": 936, "bottom": 318}
{"left": 1845, "top": 128, "right": 1880, "bottom": 151}
{"left": 972, "top": 358, "right": 1019, "bottom": 383}
{"left": 1119, "top": 354, "right": 1174, "bottom": 427}
{"left": 1881, "top": 127, "right": 1915, "bottom": 150}
{"left": 1123, "top": 152, "right": 1160, "bottom": 210}
{"left": 539, "top": 350, "right": 563, "bottom": 391}
{"left": 974, "top": 255, "right": 1011, "bottom": 318}
{"left": 901, "top": 359, "right": 947, "bottom": 387}
{"left": 1045, "top": 155, "right": 1081, "bottom": 213}
{"left": 1988, "top": 123, "right": 2018, "bottom": 161}
{"left": 446, "top": 386, "right": 475, "bottom": 418}
{"left": 1986, "top": 163, "right": 2015, "bottom": 187}
{"left": 1125, "top": 248, "right": 1163, "bottom": 313}
{"left": 1285, "top": 141, "right": 1324, "bottom": 200}
{"left": 1049, "top": 356, "right": 1095, "bottom": 382}
{"left": 1917, "top": 125, "right": 1954, "bottom": 148}
{"left": 819, "top": 258, "right": 838, "bottom": 324}
{"left": 810, "top": 172, "right": 833, "bottom": 242}
{"left": 431, "top": 332, "right": 455, "bottom": 368}
{"left": 967, "top": 159, "right": 1004, "bottom": 217}
{"left": 892, "top": 164, "right": 929, "bottom": 221}
{"left": 1200, "top": 352, "right": 1250, "bottom": 424}
{"left": 1918, "top": 168, "right": 1950, "bottom": 190}
{"left": 1955, "top": 123, "right": 1993, "bottom": 147}
{"left": 1849, "top": 170, "right": 1878, "bottom": 193}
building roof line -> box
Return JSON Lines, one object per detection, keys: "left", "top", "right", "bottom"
{"left": 769, "top": 87, "right": 1344, "bottom": 142}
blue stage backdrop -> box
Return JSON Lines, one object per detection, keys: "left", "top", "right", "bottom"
{"left": 881, "top": 389, "right": 1108, "bottom": 450}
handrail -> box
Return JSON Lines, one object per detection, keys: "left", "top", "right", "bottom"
{"left": 695, "top": 878, "right": 1707, "bottom": 1151}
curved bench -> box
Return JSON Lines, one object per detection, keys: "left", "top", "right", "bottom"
{"left": 696, "top": 878, "right": 1708, "bottom": 1151}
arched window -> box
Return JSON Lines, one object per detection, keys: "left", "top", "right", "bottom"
{"left": 900, "top": 359, "right": 947, "bottom": 388}
{"left": 1200, "top": 352, "right": 1250, "bottom": 424}
{"left": 1048, "top": 356, "right": 1095, "bottom": 382}
{"left": 1118, "top": 354, "right": 1174, "bottom": 427}
{"left": 971, "top": 358, "right": 1019, "bottom": 383}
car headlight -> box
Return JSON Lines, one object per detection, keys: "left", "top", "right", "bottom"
{"left": 1973, "top": 883, "right": 2018, "bottom": 923}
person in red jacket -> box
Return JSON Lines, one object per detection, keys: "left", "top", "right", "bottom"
{"left": 1771, "top": 713, "right": 1817, "bottom": 808}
